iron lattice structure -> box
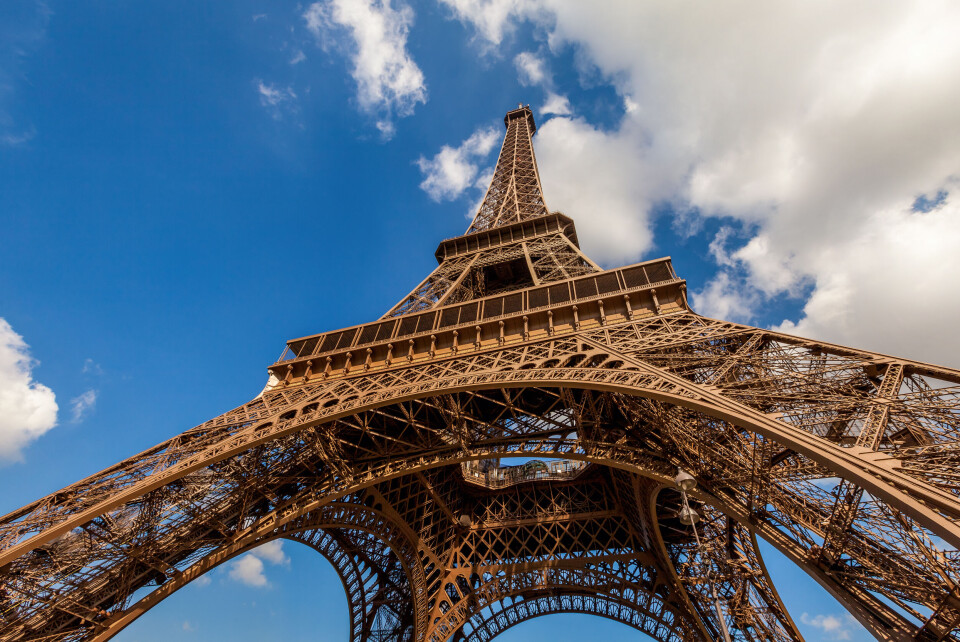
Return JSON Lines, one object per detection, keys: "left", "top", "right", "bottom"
{"left": 1, "top": 106, "right": 959, "bottom": 642}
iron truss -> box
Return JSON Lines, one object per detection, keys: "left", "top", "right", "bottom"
{"left": 1, "top": 106, "right": 959, "bottom": 642}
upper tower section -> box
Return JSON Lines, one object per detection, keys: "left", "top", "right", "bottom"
{"left": 466, "top": 105, "right": 549, "bottom": 233}
{"left": 270, "top": 105, "right": 687, "bottom": 375}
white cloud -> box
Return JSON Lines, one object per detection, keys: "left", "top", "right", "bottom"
{"left": 257, "top": 81, "right": 296, "bottom": 107}
{"left": 436, "top": 0, "right": 532, "bottom": 46}
{"left": 514, "top": 51, "right": 547, "bottom": 86}
{"left": 439, "top": 0, "right": 960, "bottom": 364}
{"left": 252, "top": 540, "right": 289, "bottom": 566}
{"left": 289, "top": 50, "right": 307, "bottom": 65}
{"left": 192, "top": 574, "right": 211, "bottom": 587}
{"left": 417, "top": 126, "right": 500, "bottom": 201}
{"left": 182, "top": 621, "right": 195, "bottom": 632}
{"left": 227, "top": 540, "right": 289, "bottom": 588}
{"left": 534, "top": 115, "right": 677, "bottom": 265}
{"left": 540, "top": 92, "right": 571, "bottom": 116}
{"left": 774, "top": 196, "right": 960, "bottom": 365}
{"left": 514, "top": 51, "right": 572, "bottom": 117}
{"left": 708, "top": 227, "right": 737, "bottom": 269}
{"left": 229, "top": 554, "right": 268, "bottom": 587}
{"left": 70, "top": 389, "right": 98, "bottom": 423}
{"left": 800, "top": 612, "right": 856, "bottom": 640}
{"left": 691, "top": 271, "right": 757, "bottom": 324}
{"left": 304, "top": 0, "right": 426, "bottom": 136}
{"left": 0, "top": 319, "right": 58, "bottom": 462}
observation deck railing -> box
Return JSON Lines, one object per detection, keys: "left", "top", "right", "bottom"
{"left": 461, "top": 459, "right": 587, "bottom": 489}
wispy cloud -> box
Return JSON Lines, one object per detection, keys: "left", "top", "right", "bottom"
{"left": 514, "top": 51, "right": 573, "bottom": 118}
{"left": 69, "top": 389, "right": 97, "bottom": 423}
{"left": 1, "top": 129, "right": 36, "bottom": 147}
{"left": 303, "top": 0, "right": 426, "bottom": 137}
{"left": 289, "top": 50, "right": 306, "bottom": 65}
{"left": 800, "top": 612, "right": 857, "bottom": 640}
{"left": 81, "top": 358, "right": 103, "bottom": 376}
{"left": 257, "top": 81, "right": 296, "bottom": 107}
{"left": 417, "top": 126, "right": 499, "bottom": 202}
{"left": 0, "top": 318, "right": 58, "bottom": 462}
{"left": 255, "top": 80, "right": 298, "bottom": 120}
{"left": 1, "top": 1, "right": 51, "bottom": 145}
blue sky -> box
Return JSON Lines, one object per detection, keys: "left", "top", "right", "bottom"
{"left": 3, "top": 1, "right": 960, "bottom": 640}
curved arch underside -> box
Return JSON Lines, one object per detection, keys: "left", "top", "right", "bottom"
{"left": 459, "top": 593, "right": 683, "bottom": 642}
{"left": 2, "top": 312, "right": 960, "bottom": 641}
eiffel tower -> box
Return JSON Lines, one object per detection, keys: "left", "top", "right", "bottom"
{"left": 1, "top": 105, "right": 959, "bottom": 642}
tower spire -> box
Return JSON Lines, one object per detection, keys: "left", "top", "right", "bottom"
{"left": 466, "top": 105, "right": 549, "bottom": 232}
{"left": 380, "top": 105, "right": 599, "bottom": 317}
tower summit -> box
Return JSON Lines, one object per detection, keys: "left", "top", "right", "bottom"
{"left": 2, "top": 107, "right": 960, "bottom": 642}
{"left": 383, "top": 104, "right": 601, "bottom": 318}
{"left": 467, "top": 105, "right": 547, "bottom": 232}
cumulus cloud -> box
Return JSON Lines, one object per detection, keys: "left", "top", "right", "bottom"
{"left": 439, "top": 0, "right": 960, "bottom": 364}
{"left": 227, "top": 540, "right": 289, "bottom": 588}
{"left": 540, "top": 92, "right": 571, "bottom": 116}
{"left": 774, "top": 196, "right": 960, "bottom": 364}
{"left": 691, "top": 271, "right": 758, "bottom": 324}
{"left": 534, "top": 115, "right": 678, "bottom": 265}
{"left": 252, "top": 540, "right": 289, "bottom": 566}
{"left": 0, "top": 318, "right": 58, "bottom": 462}
{"left": 800, "top": 612, "right": 856, "bottom": 640}
{"left": 228, "top": 554, "right": 268, "bottom": 587}
{"left": 70, "top": 389, "right": 98, "bottom": 423}
{"left": 417, "top": 126, "right": 500, "bottom": 201}
{"left": 304, "top": 0, "right": 426, "bottom": 136}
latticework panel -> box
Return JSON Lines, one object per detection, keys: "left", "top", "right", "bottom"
{"left": 383, "top": 233, "right": 598, "bottom": 317}
{"left": 467, "top": 107, "right": 548, "bottom": 233}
